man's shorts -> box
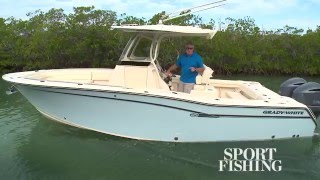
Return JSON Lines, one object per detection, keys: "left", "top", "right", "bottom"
{"left": 178, "top": 81, "right": 194, "bottom": 93}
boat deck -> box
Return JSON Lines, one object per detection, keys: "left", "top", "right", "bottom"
{"left": 6, "top": 68, "right": 300, "bottom": 106}
{"left": 2, "top": 68, "right": 312, "bottom": 109}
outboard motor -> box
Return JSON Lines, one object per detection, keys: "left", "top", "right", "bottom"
{"left": 279, "top": 77, "right": 307, "bottom": 97}
{"left": 292, "top": 82, "right": 320, "bottom": 116}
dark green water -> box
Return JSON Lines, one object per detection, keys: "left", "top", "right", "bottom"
{"left": 1, "top": 75, "right": 320, "bottom": 180}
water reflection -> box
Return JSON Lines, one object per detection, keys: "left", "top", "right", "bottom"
{"left": 0, "top": 81, "right": 39, "bottom": 179}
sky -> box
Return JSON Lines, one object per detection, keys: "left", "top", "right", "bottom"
{"left": 0, "top": 0, "right": 319, "bottom": 31}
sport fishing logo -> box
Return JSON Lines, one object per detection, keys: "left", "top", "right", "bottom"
{"left": 219, "top": 148, "right": 282, "bottom": 172}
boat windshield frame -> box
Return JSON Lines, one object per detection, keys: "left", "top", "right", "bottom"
{"left": 119, "top": 33, "right": 162, "bottom": 63}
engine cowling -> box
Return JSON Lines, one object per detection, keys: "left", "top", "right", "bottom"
{"left": 279, "top": 77, "right": 307, "bottom": 97}
{"left": 292, "top": 82, "right": 320, "bottom": 116}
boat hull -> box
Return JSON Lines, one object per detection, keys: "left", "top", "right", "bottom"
{"left": 13, "top": 84, "right": 316, "bottom": 142}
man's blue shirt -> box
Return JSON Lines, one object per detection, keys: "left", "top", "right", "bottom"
{"left": 175, "top": 52, "right": 204, "bottom": 83}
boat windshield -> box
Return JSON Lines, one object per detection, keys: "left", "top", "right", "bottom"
{"left": 119, "top": 35, "right": 155, "bottom": 62}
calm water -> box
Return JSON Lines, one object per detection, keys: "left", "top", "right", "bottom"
{"left": 1, "top": 75, "right": 320, "bottom": 180}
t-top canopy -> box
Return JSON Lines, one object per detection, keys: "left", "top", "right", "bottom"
{"left": 111, "top": 24, "right": 217, "bottom": 39}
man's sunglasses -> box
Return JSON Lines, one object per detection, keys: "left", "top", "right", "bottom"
{"left": 186, "top": 47, "right": 194, "bottom": 50}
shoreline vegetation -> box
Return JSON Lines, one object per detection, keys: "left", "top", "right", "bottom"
{"left": 0, "top": 6, "right": 319, "bottom": 76}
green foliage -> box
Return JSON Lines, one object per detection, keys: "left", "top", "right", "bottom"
{"left": 0, "top": 6, "right": 319, "bottom": 75}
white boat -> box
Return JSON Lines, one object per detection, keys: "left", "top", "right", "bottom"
{"left": 2, "top": 24, "right": 317, "bottom": 142}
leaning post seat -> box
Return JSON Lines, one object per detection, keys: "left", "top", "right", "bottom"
{"left": 194, "top": 65, "right": 214, "bottom": 90}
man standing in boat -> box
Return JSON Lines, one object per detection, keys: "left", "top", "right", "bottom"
{"left": 166, "top": 42, "right": 205, "bottom": 93}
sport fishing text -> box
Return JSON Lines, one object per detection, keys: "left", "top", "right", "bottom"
{"left": 219, "top": 148, "right": 282, "bottom": 172}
